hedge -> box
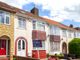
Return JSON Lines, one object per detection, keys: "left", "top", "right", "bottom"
{"left": 69, "top": 38, "right": 80, "bottom": 58}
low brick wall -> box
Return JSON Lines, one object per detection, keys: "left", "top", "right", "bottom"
{"left": 13, "top": 56, "right": 40, "bottom": 60}
{"left": 59, "top": 59, "right": 80, "bottom": 60}
{"left": 72, "top": 59, "right": 80, "bottom": 60}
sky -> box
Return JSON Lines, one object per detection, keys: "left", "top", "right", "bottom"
{"left": 0, "top": 0, "right": 80, "bottom": 27}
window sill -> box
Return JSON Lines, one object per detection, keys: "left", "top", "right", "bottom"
{"left": 33, "top": 48, "right": 45, "bottom": 50}
{"left": 32, "top": 29, "right": 45, "bottom": 32}
{"left": 17, "top": 27, "right": 27, "bottom": 30}
{"left": 33, "top": 49, "right": 46, "bottom": 50}
{"left": 0, "top": 23, "right": 10, "bottom": 26}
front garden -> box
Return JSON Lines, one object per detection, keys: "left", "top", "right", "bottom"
{"left": 47, "top": 38, "right": 80, "bottom": 60}
{"left": 13, "top": 38, "right": 80, "bottom": 60}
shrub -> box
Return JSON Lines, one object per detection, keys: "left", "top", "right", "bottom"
{"left": 47, "top": 53, "right": 64, "bottom": 58}
{"left": 47, "top": 53, "right": 49, "bottom": 57}
{"left": 69, "top": 38, "right": 80, "bottom": 58}
{"left": 13, "top": 58, "right": 16, "bottom": 60}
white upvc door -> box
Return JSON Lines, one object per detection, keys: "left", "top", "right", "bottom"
{"left": 17, "top": 39, "right": 26, "bottom": 57}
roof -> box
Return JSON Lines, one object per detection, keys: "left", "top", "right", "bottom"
{"left": 0, "top": 1, "right": 78, "bottom": 31}
{"left": 0, "top": 1, "right": 16, "bottom": 13}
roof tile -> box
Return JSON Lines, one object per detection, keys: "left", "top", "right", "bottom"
{"left": 0, "top": 1, "right": 78, "bottom": 31}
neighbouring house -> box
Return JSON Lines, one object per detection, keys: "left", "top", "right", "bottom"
{"left": 0, "top": 1, "right": 80, "bottom": 60}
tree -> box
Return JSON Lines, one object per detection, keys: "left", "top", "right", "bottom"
{"left": 69, "top": 38, "right": 80, "bottom": 58}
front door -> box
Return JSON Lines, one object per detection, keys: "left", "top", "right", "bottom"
{"left": 17, "top": 39, "right": 26, "bottom": 57}
{"left": 62, "top": 42, "right": 67, "bottom": 54}
{"left": 0, "top": 40, "right": 6, "bottom": 55}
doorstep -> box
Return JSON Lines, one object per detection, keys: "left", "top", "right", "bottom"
{"left": 0, "top": 55, "right": 9, "bottom": 60}
{"left": 0, "top": 57, "right": 8, "bottom": 60}
{"left": 40, "top": 58, "right": 48, "bottom": 60}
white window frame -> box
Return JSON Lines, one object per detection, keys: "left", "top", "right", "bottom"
{"left": 0, "top": 10, "right": 10, "bottom": 25}
{"left": 32, "top": 20, "right": 36, "bottom": 30}
{"left": 32, "top": 20, "right": 45, "bottom": 31}
{"left": 53, "top": 42, "right": 60, "bottom": 51}
{"left": 37, "top": 21, "right": 45, "bottom": 31}
{"left": 50, "top": 41, "right": 60, "bottom": 52}
{"left": 50, "top": 26, "right": 60, "bottom": 35}
{"left": 18, "top": 39, "right": 26, "bottom": 51}
{"left": 33, "top": 40, "right": 45, "bottom": 50}
{"left": 74, "top": 32, "right": 76, "bottom": 38}
{"left": 68, "top": 31, "right": 72, "bottom": 38}
{"left": 62, "top": 30, "right": 67, "bottom": 37}
{"left": 18, "top": 16, "right": 26, "bottom": 29}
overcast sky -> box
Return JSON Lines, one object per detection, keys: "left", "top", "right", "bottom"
{"left": 0, "top": 0, "right": 80, "bottom": 27}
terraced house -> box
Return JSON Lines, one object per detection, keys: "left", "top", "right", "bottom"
{"left": 0, "top": 1, "right": 80, "bottom": 60}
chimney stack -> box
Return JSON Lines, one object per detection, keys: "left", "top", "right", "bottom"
{"left": 69, "top": 24, "right": 73, "bottom": 28}
{"left": 31, "top": 7, "right": 39, "bottom": 16}
{"left": 75, "top": 27, "right": 80, "bottom": 30}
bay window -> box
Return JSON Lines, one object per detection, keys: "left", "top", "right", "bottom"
{"left": 50, "top": 41, "right": 54, "bottom": 51}
{"left": 50, "top": 41, "right": 60, "bottom": 51}
{"left": 53, "top": 42, "right": 60, "bottom": 51}
{"left": 0, "top": 10, "right": 10, "bottom": 24}
{"left": 33, "top": 40, "right": 45, "bottom": 50}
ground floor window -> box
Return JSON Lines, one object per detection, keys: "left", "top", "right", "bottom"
{"left": 33, "top": 40, "right": 45, "bottom": 50}
{"left": 50, "top": 41, "right": 60, "bottom": 52}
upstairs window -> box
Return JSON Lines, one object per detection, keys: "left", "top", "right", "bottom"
{"left": 76, "top": 32, "right": 80, "bottom": 37}
{"left": 50, "top": 26, "right": 60, "bottom": 35}
{"left": 32, "top": 20, "right": 36, "bottom": 30}
{"left": 37, "top": 22, "right": 45, "bottom": 31}
{"left": 0, "top": 10, "right": 10, "bottom": 25}
{"left": 18, "top": 17, "right": 26, "bottom": 29}
{"left": 74, "top": 32, "right": 76, "bottom": 38}
{"left": 62, "top": 30, "right": 67, "bottom": 37}
{"left": 32, "top": 20, "right": 45, "bottom": 31}
{"left": 68, "top": 31, "right": 72, "bottom": 38}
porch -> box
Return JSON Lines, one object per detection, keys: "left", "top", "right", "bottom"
{"left": 0, "top": 35, "right": 10, "bottom": 60}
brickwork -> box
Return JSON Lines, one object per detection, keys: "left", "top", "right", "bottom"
{"left": 0, "top": 13, "right": 14, "bottom": 60}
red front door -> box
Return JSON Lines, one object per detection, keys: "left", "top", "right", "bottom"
{"left": 0, "top": 40, "right": 6, "bottom": 55}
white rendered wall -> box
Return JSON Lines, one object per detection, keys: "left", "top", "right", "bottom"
{"left": 14, "top": 15, "right": 33, "bottom": 57}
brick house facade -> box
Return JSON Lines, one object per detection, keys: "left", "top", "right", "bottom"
{"left": 0, "top": 1, "right": 80, "bottom": 60}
